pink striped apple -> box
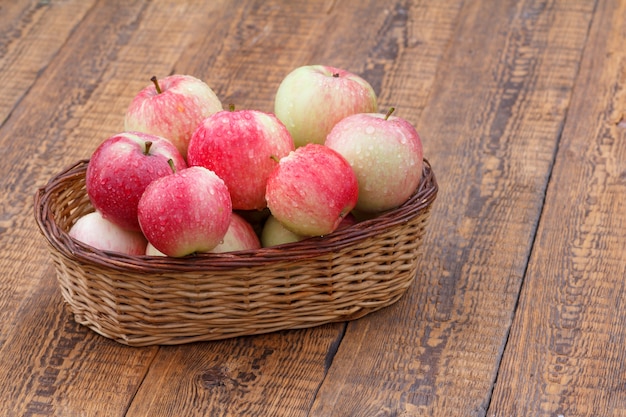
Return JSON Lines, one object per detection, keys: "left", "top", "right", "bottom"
{"left": 325, "top": 108, "right": 424, "bottom": 213}
{"left": 85, "top": 131, "right": 187, "bottom": 231}
{"left": 265, "top": 144, "right": 358, "bottom": 237}
{"left": 137, "top": 166, "right": 232, "bottom": 257}
{"left": 187, "top": 108, "right": 294, "bottom": 210}
{"left": 124, "top": 74, "right": 223, "bottom": 158}
{"left": 69, "top": 211, "right": 148, "bottom": 255}
{"left": 146, "top": 213, "right": 260, "bottom": 255}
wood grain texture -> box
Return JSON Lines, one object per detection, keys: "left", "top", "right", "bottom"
{"left": 488, "top": 0, "right": 626, "bottom": 415}
{"left": 1, "top": 0, "right": 623, "bottom": 416}
{"left": 0, "top": 1, "right": 96, "bottom": 125}
{"left": 310, "top": 0, "right": 597, "bottom": 415}
{"left": 127, "top": 326, "right": 345, "bottom": 417}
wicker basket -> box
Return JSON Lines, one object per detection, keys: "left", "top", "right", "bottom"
{"left": 34, "top": 159, "right": 438, "bottom": 346}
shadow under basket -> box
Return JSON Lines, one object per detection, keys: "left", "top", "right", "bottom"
{"left": 34, "top": 159, "right": 438, "bottom": 346}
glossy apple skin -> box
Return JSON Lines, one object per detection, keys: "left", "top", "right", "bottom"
{"left": 187, "top": 109, "right": 294, "bottom": 210}
{"left": 325, "top": 112, "right": 424, "bottom": 212}
{"left": 274, "top": 65, "right": 378, "bottom": 148}
{"left": 261, "top": 214, "right": 305, "bottom": 247}
{"left": 137, "top": 166, "right": 232, "bottom": 257}
{"left": 145, "top": 213, "right": 259, "bottom": 255}
{"left": 85, "top": 131, "right": 187, "bottom": 231}
{"left": 210, "top": 213, "right": 261, "bottom": 253}
{"left": 124, "top": 74, "right": 223, "bottom": 158}
{"left": 69, "top": 211, "right": 148, "bottom": 255}
{"left": 261, "top": 211, "right": 357, "bottom": 248}
{"left": 265, "top": 144, "right": 359, "bottom": 237}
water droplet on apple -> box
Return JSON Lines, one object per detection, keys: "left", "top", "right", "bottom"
{"left": 365, "top": 126, "right": 375, "bottom": 135}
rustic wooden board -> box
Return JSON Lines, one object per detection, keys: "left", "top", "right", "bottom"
{"left": 309, "top": 0, "right": 598, "bottom": 415}
{"left": 0, "top": 1, "right": 96, "bottom": 124}
{"left": 488, "top": 0, "right": 626, "bottom": 415}
{"left": 0, "top": 1, "right": 235, "bottom": 415}
{"left": 1, "top": 0, "right": 620, "bottom": 416}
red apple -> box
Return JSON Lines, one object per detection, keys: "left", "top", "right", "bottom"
{"left": 138, "top": 166, "right": 232, "bottom": 257}
{"left": 85, "top": 131, "right": 187, "bottom": 231}
{"left": 265, "top": 144, "right": 359, "bottom": 236}
{"left": 274, "top": 65, "right": 378, "bottom": 148}
{"left": 145, "top": 213, "right": 259, "bottom": 255}
{"left": 210, "top": 212, "right": 261, "bottom": 253}
{"left": 187, "top": 108, "right": 294, "bottom": 210}
{"left": 124, "top": 74, "right": 223, "bottom": 158}
{"left": 337, "top": 212, "right": 358, "bottom": 229}
{"left": 325, "top": 108, "right": 424, "bottom": 212}
{"left": 69, "top": 211, "right": 148, "bottom": 255}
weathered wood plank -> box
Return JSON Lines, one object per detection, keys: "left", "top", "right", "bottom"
{"left": 488, "top": 0, "right": 626, "bottom": 415}
{"left": 127, "top": 327, "right": 344, "bottom": 417}
{"left": 0, "top": 1, "right": 235, "bottom": 415}
{"left": 0, "top": 0, "right": 96, "bottom": 125}
{"left": 309, "top": 0, "right": 597, "bottom": 415}
{"left": 0, "top": 271, "right": 157, "bottom": 417}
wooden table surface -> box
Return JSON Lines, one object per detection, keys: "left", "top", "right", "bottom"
{"left": 2, "top": 0, "right": 625, "bottom": 416}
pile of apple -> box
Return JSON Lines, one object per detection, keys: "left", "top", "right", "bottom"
{"left": 68, "top": 65, "right": 424, "bottom": 258}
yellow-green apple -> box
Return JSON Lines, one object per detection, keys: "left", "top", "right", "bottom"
{"left": 85, "top": 131, "right": 187, "bottom": 231}
{"left": 325, "top": 108, "right": 424, "bottom": 213}
{"left": 265, "top": 144, "right": 358, "bottom": 236}
{"left": 137, "top": 166, "right": 232, "bottom": 257}
{"left": 274, "top": 65, "right": 378, "bottom": 148}
{"left": 124, "top": 74, "right": 223, "bottom": 158}
{"left": 260, "top": 214, "right": 305, "bottom": 247}
{"left": 187, "top": 108, "right": 294, "bottom": 210}
{"left": 69, "top": 211, "right": 148, "bottom": 255}
{"left": 260, "top": 212, "right": 357, "bottom": 247}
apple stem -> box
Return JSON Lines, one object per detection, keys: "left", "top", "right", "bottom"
{"left": 167, "top": 158, "right": 176, "bottom": 173}
{"left": 332, "top": 73, "right": 340, "bottom": 78}
{"left": 151, "top": 76, "right": 162, "bottom": 94}
{"left": 144, "top": 141, "right": 153, "bottom": 155}
{"left": 229, "top": 103, "right": 235, "bottom": 112}
{"left": 385, "top": 107, "right": 396, "bottom": 120}
{"left": 270, "top": 155, "right": 280, "bottom": 163}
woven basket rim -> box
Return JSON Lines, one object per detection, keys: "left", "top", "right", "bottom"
{"left": 34, "top": 158, "right": 438, "bottom": 274}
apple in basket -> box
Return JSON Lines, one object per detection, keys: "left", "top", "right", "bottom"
{"left": 85, "top": 131, "right": 187, "bottom": 231}
{"left": 261, "top": 214, "right": 305, "bottom": 247}
{"left": 124, "top": 74, "right": 223, "bottom": 159}
{"left": 138, "top": 165, "right": 232, "bottom": 257}
{"left": 69, "top": 211, "right": 148, "bottom": 255}
{"left": 325, "top": 108, "right": 424, "bottom": 213}
{"left": 265, "top": 144, "right": 359, "bottom": 237}
{"left": 274, "top": 65, "right": 378, "bottom": 148}
{"left": 146, "top": 212, "right": 260, "bottom": 256}
{"left": 187, "top": 108, "right": 295, "bottom": 210}
{"left": 260, "top": 211, "right": 358, "bottom": 247}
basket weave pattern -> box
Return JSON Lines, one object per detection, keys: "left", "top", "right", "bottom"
{"left": 34, "top": 159, "right": 437, "bottom": 346}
